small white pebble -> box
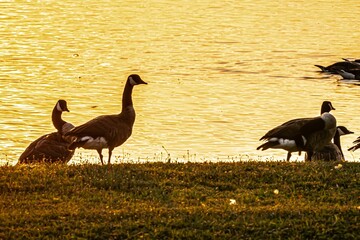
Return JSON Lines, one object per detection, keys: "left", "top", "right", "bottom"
{"left": 229, "top": 199, "right": 236, "bottom": 205}
{"left": 334, "top": 164, "right": 343, "bottom": 170}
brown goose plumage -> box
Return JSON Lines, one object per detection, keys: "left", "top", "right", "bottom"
{"left": 309, "top": 126, "right": 353, "bottom": 161}
{"left": 65, "top": 74, "right": 147, "bottom": 165}
{"left": 257, "top": 101, "right": 335, "bottom": 161}
{"left": 18, "top": 100, "right": 75, "bottom": 164}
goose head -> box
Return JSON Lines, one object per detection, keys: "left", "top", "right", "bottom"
{"left": 128, "top": 74, "right": 148, "bottom": 86}
{"left": 321, "top": 101, "right": 335, "bottom": 114}
{"left": 337, "top": 126, "right": 354, "bottom": 136}
{"left": 56, "top": 99, "right": 70, "bottom": 112}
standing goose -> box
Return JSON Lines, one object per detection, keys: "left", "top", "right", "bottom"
{"left": 65, "top": 74, "right": 147, "bottom": 165}
{"left": 257, "top": 101, "right": 335, "bottom": 161}
{"left": 309, "top": 126, "right": 353, "bottom": 161}
{"left": 18, "top": 100, "right": 75, "bottom": 164}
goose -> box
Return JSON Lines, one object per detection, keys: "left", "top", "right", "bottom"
{"left": 314, "top": 61, "right": 360, "bottom": 74}
{"left": 65, "top": 74, "right": 147, "bottom": 165}
{"left": 18, "top": 100, "right": 75, "bottom": 164}
{"left": 300, "top": 113, "right": 337, "bottom": 160}
{"left": 257, "top": 101, "right": 335, "bottom": 161}
{"left": 309, "top": 126, "right": 353, "bottom": 161}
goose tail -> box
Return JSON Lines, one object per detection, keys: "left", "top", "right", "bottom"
{"left": 348, "top": 137, "right": 360, "bottom": 151}
{"left": 348, "top": 144, "right": 360, "bottom": 152}
{"left": 314, "top": 65, "right": 327, "bottom": 72}
{"left": 257, "top": 141, "right": 279, "bottom": 151}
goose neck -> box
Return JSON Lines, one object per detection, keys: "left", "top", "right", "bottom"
{"left": 333, "top": 131, "right": 343, "bottom": 157}
{"left": 122, "top": 81, "right": 134, "bottom": 111}
{"left": 52, "top": 106, "right": 66, "bottom": 133}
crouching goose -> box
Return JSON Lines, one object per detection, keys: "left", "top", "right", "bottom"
{"left": 257, "top": 101, "right": 335, "bottom": 161}
{"left": 309, "top": 126, "right": 353, "bottom": 161}
{"left": 300, "top": 112, "right": 337, "bottom": 160}
{"left": 18, "top": 100, "right": 75, "bottom": 164}
{"left": 65, "top": 74, "right": 147, "bottom": 165}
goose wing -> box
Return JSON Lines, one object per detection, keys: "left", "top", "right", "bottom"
{"left": 348, "top": 137, "right": 360, "bottom": 151}
{"left": 19, "top": 134, "right": 50, "bottom": 162}
{"left": 260, "top": 117, "right": 312, "bottom": 141}
{"left": 65, "top": 114, "right": 132, "bottom": 141}
{"left": 19, "top": 132, "right": 74, "bottom": 163}
{"left": 66, "top": 115, "right": 116, "bottom": 138}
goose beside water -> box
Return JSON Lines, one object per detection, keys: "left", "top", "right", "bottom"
{"left": 18, "top": 100, "right": 75, "bottom": 164}
{"left": 309, "top": 126, "right": 353, "bottom": 161}
{"left": 65, "top": 74, "right": 147, "bottom": 165}
{"left": 257, "top": 101, "right": 336, "bottom": 161}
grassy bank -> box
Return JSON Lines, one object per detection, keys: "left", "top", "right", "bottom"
{"left": 0, "top": 162, "right": 359, "bottom": 239}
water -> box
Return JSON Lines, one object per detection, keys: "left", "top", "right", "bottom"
{"left": 1, "top": 0, "right": 360, "bottom": 165}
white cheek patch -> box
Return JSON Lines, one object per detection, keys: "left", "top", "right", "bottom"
{"left": 129, "top": 76, "right": 137, "bottom": 86}
{"left": 337, "top": 128, "right": 345, "bottom": 136}
{"left": 56, "top": 102, "right": 62, "bottom": 111}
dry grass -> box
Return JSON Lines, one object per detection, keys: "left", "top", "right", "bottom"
{"left": 0, "top": 161, "right": 359, "bottom": 239}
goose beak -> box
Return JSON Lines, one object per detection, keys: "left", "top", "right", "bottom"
{"left": 139, "top": 79, "right": 148, "bottom": 85}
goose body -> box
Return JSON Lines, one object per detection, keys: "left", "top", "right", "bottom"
{"left": 65, "top": 74, "right": 147, "bottom": 165}
{"left": 257, "top": 101, "right": 335, "bottom": 161}
{"left": 18, "top": 100, "right": 75, "bottom": 164}
{"left": 300, "top": 112, "right": 337, "bottom": 160}
{"left": 310, "top": 126, "right": 353, "bottom": 161}
{"left": 315, "top": 61, "right": 360, "bottom": 74}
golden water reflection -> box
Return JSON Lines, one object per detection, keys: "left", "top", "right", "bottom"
{"left": 1, "top": 0, "right": 360, "bottom": 165}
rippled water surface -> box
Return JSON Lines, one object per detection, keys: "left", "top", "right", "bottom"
{"left": 1, "top": 0, "right": 360, "bottom": 165}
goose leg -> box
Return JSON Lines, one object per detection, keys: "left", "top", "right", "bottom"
{"left": 286, "top": 152, "right": 291, "bottom": 162}
{"left": 306, "top": 151, "right": 313, "bottom": 162}
{"left": 108, "top": 148, "right": 113, "bottom": 165}
{"left": 97, "top": 149, "right": 104, "bottom": 165}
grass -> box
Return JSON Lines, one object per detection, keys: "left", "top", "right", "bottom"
{"left": 0, "top": 161, "right": 359, "bottom": 239}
